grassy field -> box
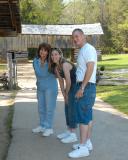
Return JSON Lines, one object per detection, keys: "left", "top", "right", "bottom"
{"left": 98, "top": 54, "right": 128, "bottom": 70}
{"left": 97, "top": 54, "right": 128, "bottom": 115}
{"left": 0, "top": 64, "right": 7, "bottom": 71}
{"left": 0, "top": 64, "right": 7, "bottom": 74}
{"left": 97, "top": 85, "right": 128, "bottom": 115}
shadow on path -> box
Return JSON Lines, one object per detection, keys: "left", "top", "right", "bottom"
{"left": 6, "top": 90, "right": 128, "bottom": 160}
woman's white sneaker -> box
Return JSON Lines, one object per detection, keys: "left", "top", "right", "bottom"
{"left": 42, "top": 129, "right": 53, "bottom": 137}
{"left": 61, "top": 133, "right": 77, "bottom": 143}
{"left": 68, "top": 145, "right": 89, "bottom": 158}
{"left": 57, "top": 131, "right": 70, "bottom": 139}
{"left": 32, "top": 126, "right": 45, "bottom": 133}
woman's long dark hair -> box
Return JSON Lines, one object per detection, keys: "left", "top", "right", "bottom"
{"left": 36, "top": 43, "right": 51, "bottom": 61}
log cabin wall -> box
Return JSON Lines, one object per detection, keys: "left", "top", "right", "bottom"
{"left": 0, "top": 34, "right": 101, "bottom": 61}
{"left": 0, "top": 23, "right": 103, "bottom": 61}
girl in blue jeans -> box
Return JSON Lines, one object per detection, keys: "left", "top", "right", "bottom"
{"left": 32, "top": 43, "right": 58, "bottom": 136}
{"left": 49, "top": 48, "right": 77, "bottom": 143}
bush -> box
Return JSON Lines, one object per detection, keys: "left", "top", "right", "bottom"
{"left": 27, "top": 48, "right": 37, "bottom": 60}
{"left": 123, "top": 47, "right": 128, "bottom": 53}
{"left": 101, "top": 47, "right": 117, "bottom": 54}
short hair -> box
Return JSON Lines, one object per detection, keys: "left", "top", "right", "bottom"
{"left": 72, "top": 28, "right": 84, "bottom": 35}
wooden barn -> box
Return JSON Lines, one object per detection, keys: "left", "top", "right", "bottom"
{"left": 0, "top": 0, "right": 21, "bottom": 37}
{"left": 0, "top": 23, "right": 103, "bottom": 61}
{"left": 0, "top": 0, "right": 21, "bottom": 63}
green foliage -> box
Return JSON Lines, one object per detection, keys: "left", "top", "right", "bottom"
{"left": 60, "top": 0, "right": 100, "bottom": 24}
{"left": 60, "top": 0, "right": 128, "bottom": 53}
{"left": 20, "top": 0, "right": 64, "bottom": 24}
{"left": 27, "top": 48, "right": 37, "bottom": 60}
{"left": 96, "top": 52, "right": 128, "bottom": 115}
{"left": 123, "top": 47, "right": 128, "bottom": 53}
{"left": 0, "top": 64, "right": 6, "bottom": 74}
{"left": 98, "top": 54, "right": 128, "bottom": 70}
{"left": 99, "top": 0, "right": 128, "bottom": 53}
{"left": 101, "top": 46, "right": 117, "bottom": 54}
{"left": 62, "top": 48, "right": 71, "bottom": 59}
{"left": 20, "top": 0, "right": 128, "bottom": 53}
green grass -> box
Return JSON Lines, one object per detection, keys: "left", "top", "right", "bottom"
{"left": 98, "top": 54, "right": 128, "bottom": 70}
{"left": 97, "top": 54, "right": 128, "bottom": 114}
{"left": 0, "top": 64, "right": 7, "bottom": 73}
{"left": 97, "top": 85, "right": 128, "bottom": 115}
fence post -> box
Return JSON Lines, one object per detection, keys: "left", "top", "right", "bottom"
{"left": 7, "top": 52, "right": 17, "bottom": 89}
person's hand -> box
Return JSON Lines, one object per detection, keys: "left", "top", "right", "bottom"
{"left": 75, "top": 88, "right": 84, "bottom": 99}
{"left": 62, "top": 90, "right": 68, "bottom": 104}
{"left": 62, "top": 90, "right": 65, "bottom": 98}
{"left": 64, "top": 93, "right": 68, "bottom": 104}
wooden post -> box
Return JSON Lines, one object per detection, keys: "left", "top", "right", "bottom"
{"left": 7, "top": 52, "right": 17, "bottom": 89}
{"left": 7, "top": 52, "right": 13, "bottom": 89}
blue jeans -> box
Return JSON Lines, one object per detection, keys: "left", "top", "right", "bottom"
{"left": 75, "top": 83, "right": 96, "bottom": 125}
{"left": 65, "top": 84, "right": 77, "bottom": 129}
{"left": 37, "top": 89, "right": 58, "bottom": 129}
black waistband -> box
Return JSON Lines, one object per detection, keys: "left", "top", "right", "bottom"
{"left": 76, "top": 82, "right": 95, "bottom": 85}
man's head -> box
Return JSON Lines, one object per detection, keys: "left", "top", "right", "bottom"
{"left": 72, "top": 28, "right": 86, "bottom": 48}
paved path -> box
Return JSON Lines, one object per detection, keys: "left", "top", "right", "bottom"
{"left": 6, "top": 63, "right": 128, "bottom": 160}
{"left": 6, "top": 89, "right": 128, "bottom": 160}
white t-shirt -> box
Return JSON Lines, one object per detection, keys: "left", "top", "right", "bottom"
{"left": 76, "top": 43, "right": 97, "bottom": 83}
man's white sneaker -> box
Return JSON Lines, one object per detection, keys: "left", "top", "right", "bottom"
{"left": 57, "top": 131, "right": 70, "bottom": 139}
{"left": 61, "top": 133, "right": 77, "bottom": 143}
{"left": 86, "top": 140, "right": 93, "bottom": 151}
{"left": 42, "top": 129, "right": 53, "bottom": 137}
{"left": 32, "top": 126, "right": 45, "bottom": 133}
{"left": 72, "top": 140, "right": 93, "bottom": 151}
{"left": 68, "top": 145, "right": 89, "bottom": 158}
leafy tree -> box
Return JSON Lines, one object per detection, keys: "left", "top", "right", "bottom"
{"left": 20, "top": 0, "right": 36, "bottom": 24}
{"left": 20, "top": 0, "right": 64, "bottom": 24}
{"left": 100, "top": 0, "right": 128, "bottom": 53}
{"left": 60, "top": 0, "right": 99, "bottom": 24}
{"left": 20, "top": 0, "right": 128, "bottom": 53}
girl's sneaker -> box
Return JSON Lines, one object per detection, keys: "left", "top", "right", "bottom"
{"left": 61, "top": 133, "right": 77, "bottom": 143}
{"left": 57, "top": 131, "right": 70, "bottom": 139}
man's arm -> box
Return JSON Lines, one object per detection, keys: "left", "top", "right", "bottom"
{"left": 75, "top": 62, "right": 95, "bottom": 98}
{"left": 81, "top": 62, "right": 95, "bottom": 89}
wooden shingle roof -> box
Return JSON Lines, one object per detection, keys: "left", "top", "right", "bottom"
{"left": 0, "top": 0, "right": 21, "bottom": 36}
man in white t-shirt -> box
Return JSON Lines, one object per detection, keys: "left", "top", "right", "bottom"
{"left": 68, "top": 29, "right": 97, "bottom": 158}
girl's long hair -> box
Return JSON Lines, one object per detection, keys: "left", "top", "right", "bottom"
{"left": 48, "top": 48, "right": 65, "bottom": 74}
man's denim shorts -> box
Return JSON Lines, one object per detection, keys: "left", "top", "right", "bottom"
{"left": 75, "top": 82, "right": 96, "bottom": 125}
